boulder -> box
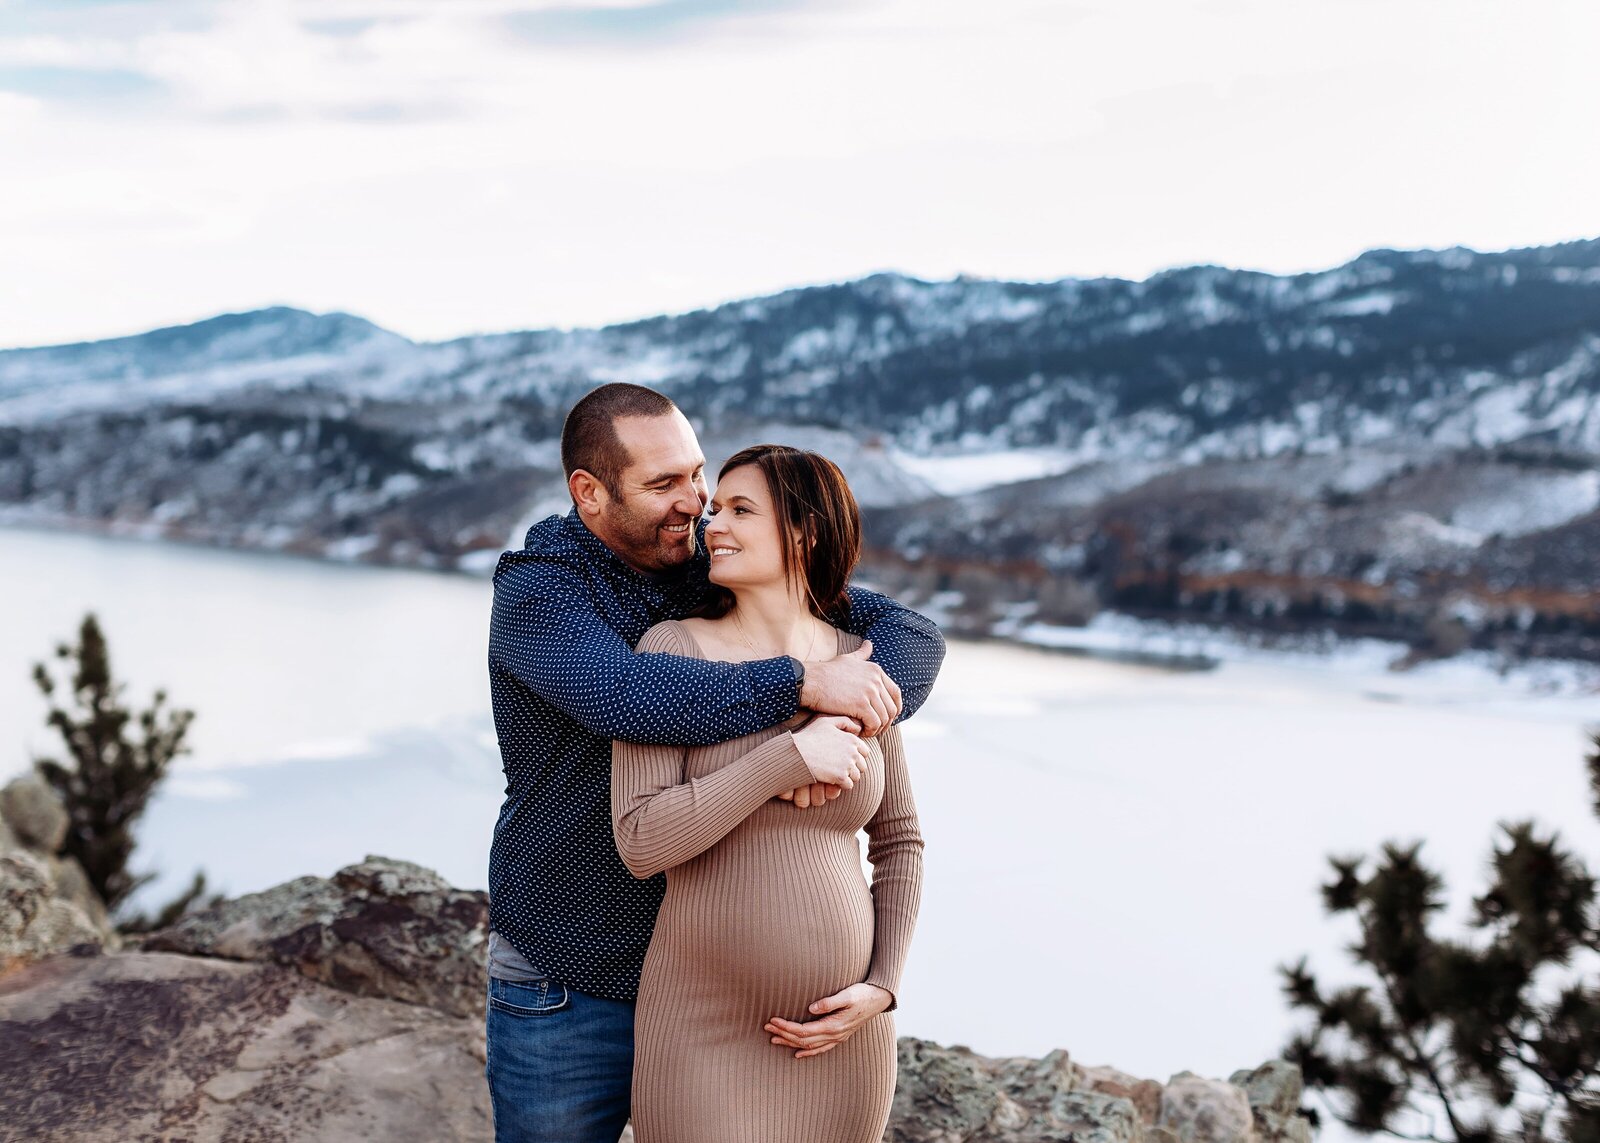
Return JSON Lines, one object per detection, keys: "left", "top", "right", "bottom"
{"left": 46, "top": 854, "right": 111, "bottom": 935}
{"left": 0, "top": 950, "right": 491, "bottom": 1143}
{"left": 1229, "top": 1060, "right": 1313, "bottom": 1143}
{"left": 1074, "top": 1063, "right": 1166, "bottom": 1125}
{"left": 0, "top": 851, "right": 104, "bottom": 974}
{"left": 0, "top": 774, "right": 69, "bottom": 853}
{"left": 142, "top": 855, "right": 489, "bottom": 1017}
{"left": 1159, "top": 1071, "right": 1256, "bottom": 1143}
{"left": 0, "top": 774, "right": 115, "bottom": 946}
{"left": 889, "top": 1037, "right": 1033, "bottom": 1141}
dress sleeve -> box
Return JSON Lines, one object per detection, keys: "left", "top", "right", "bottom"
{"left": 861, "top": 722, "right": 924, "bottom": 1010}
{"left": 611, "top": 622, "right": 818, "bottom": 880}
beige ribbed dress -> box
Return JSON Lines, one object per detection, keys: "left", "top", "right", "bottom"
{"left": 611, "top": 619, "right": 924, "bottom": 1143}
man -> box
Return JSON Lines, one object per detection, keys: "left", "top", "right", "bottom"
{"left": 484, "top": 382, "right": 945, "bottom": 1143}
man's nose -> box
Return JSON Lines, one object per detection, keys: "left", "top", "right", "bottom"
{"left": 672, "top": 485, "right": 705, "bottom": 517}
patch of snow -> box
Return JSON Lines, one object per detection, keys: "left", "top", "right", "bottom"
{"left": 1321, "top": 291, "right": 1398, "bottom": 317}
{"left": 456, "top": 548, "right": 502, "bottom": 576}
{"left": 889, "top": 447, "right": 1080, "bottom": 496}
{"left": 1018, "top": 611, "right": 1600, "bottom": 700}
{"left": 325, "top": 534, "right": 381, "bottom": 561}
{"left": 1450, "top": 471, "right": 1600, "bottom": 537}
{"left": 380, "top": 473, "right": 422, "bottom": 499}
{"left": 1384, "top": 511, "right": 1483, "bottom": 552}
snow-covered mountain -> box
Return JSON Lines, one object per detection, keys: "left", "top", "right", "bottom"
{"left": 2, "top": 239, "right": 1597, "bottom": 661}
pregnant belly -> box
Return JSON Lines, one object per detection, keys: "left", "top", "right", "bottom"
{"left": 646, "top": 832, "right": 874, "bottom": 1015}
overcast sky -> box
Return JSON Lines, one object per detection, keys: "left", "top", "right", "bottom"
{"left": 1, "top": 0, "right": 1596, "bottom": 348}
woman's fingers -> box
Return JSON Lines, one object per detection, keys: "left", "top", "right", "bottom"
{"left": 764, "top": 1011, "right": 856, "bottom": 1049}
{"left": 765, "top": 1017, "right": 823, "bottom": 1045}
{"left": 770, "top": 1028, "right": 844, "bottom": 1049}
{"left": 772, "top": 1031, "right": 850, "bottom": 1054}
{"left": 795, "top": 1042, "right": 841, "bottom": 1059}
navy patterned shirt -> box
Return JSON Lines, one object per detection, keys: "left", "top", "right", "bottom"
{"left": 486, "top": 507, "right": 945, "bottom": 1001}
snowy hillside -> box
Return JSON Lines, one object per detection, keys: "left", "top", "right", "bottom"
{"left": 1, "top": 239, "right": 1597, "bottom": 663}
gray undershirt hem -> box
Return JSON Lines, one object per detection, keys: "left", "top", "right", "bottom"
{"left": 486, "top": 929, "right": 547, "bottom": 983}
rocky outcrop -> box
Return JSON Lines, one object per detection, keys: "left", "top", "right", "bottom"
{"left": 1, "top": 858, "right": 1315, "bottom": 1143}
{"left": 141, "top": 855, "right": 490, "bottom": 1017}
{"left": 888, "top": 1039, "right": 1312, "bottom": 1143}
{"left": 1228, "top": 1060, "right": 1315, "bottom": 1143}
{"left": 0, "top": 950, "right": 490, "bottom": 1143}
{"left": 0, "top": 851, "right": 104, "bottom": 973}
{"left": 0, "top": 775, "right": 114, "bottom": 969}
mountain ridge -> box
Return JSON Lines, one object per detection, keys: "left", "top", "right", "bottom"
{"left": 9, "top": 232, "right": 1598, "bottom": 353}
{"left": 3, "top": 237, "right": 1597, "bottom": 664}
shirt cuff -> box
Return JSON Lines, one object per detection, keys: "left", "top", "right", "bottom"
{"left": 746, "top": 655, "right": 802, "bottom": 727}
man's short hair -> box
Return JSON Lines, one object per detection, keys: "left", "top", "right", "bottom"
{"left": 561, "top": 383, "right": 679, "bottom": 499}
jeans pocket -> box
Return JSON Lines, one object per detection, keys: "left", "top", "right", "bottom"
{"left": 488, "top": 975, "right": 572, "bottom": 1017}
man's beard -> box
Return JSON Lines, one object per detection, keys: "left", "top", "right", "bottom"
{"left": 606, "top": 497, "right": 699, "bottom": 573}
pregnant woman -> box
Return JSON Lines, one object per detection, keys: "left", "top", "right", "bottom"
{"left": 611, "top": 444, "right": 925, "bottom": 1143}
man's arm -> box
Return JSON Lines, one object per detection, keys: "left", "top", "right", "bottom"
{"left": 840, "top": 585, "right": 946, "bottom": 722}
{"left": 490, "top": 561, "right": 798, "bottom": 746}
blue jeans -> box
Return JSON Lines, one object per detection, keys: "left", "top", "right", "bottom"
{"left": 484, "top": 975, "right": 636, "bottom": 1143}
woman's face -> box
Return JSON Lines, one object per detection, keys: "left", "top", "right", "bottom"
{"left": 705, "top": 464, "right": 793, "bottom": 592}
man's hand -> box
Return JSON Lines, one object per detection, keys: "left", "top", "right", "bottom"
{"left": 763, "top": 983, "right": 894, "bottom": 1059}
{"left": 776, "top": 782, "right": 844, "bottom": 808}
{"left": 800, "top": 641, "right": 902, "bottom": 736}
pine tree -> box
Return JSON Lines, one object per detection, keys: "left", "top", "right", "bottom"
{"left": 1281, "top": 734, "right": 1600, "bottom": 1143}
{"left": 30, "top": 612, "right": 196, "bottom": 916}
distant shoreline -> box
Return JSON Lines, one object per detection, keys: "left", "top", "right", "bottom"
{"left": 10, "top": 516, "right": 1600, "bottom": 700}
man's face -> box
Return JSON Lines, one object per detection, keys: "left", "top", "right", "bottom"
{"left": 597, "top": 411, "right": 708, "bottom": 574}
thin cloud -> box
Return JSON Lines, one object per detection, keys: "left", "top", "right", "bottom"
{"left": 0, "top": 63, "right": 163, "bottom": 101}
{"left": 1, "top": 0, "right": 1597, "bottom": 347}
{"left": 505, "top": 0, "right": 819, "bottom": 46}
{"left": 301, "top": 17, "right": 389, "bottom": 38}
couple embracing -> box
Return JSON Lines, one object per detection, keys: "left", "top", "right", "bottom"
{"left": 484, "top": 382, "right": 945, "bottom": 1143}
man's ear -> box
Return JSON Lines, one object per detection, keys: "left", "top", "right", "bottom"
{"left": 569, "top": 470, "right": 610, "bottom": 519}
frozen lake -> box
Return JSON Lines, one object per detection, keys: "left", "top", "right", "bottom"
{"left": 3, "top": 524, "right": 1597, "bottom": 1118}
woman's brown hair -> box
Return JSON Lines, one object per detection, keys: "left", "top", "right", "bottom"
{"left": 697, "top": 444, "right": 861, "bottom": 624}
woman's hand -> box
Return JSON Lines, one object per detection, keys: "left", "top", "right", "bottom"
{"left": 763, "top": 983, "right": 893, "bottom": 1059}
{"left": 791, "top": 715, "right": 869, "bottom": 790}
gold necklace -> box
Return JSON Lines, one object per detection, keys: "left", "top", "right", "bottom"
{"left": 731, "top": 609, "right": 819, "bottom": 663}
